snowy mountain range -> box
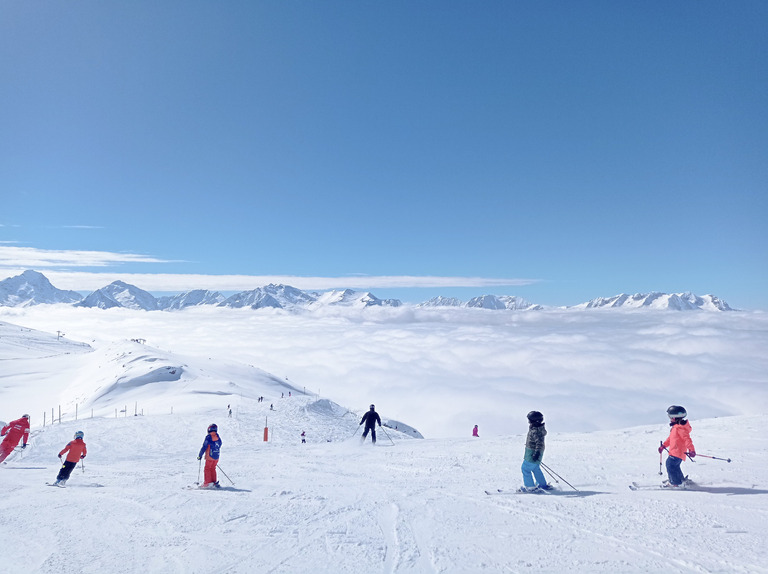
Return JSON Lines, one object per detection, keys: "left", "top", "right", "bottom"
{"left": 0, "top": 270, "right": 736, "bottom": 311}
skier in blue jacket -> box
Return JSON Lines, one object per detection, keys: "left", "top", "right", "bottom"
{"left": 197, "top": 423, "right": 222, "bottom": 488}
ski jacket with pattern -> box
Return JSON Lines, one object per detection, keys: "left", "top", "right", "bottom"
{"left": 1, "top": 417, "right": 30, "bottom": 446}
{"left": 663, "top": 420, "right": 694, "bottom": 460}
{"left": 199, "top": 432, "right": 222, "bottom": 460}
{"left": 360, "top": 410, "right": 381, "bottom": 429}
{"left": 524, "top": 423, "right": 547, "bottom": 463}
{"left": 59, "top": 438, "right": 87, "bottom": 463}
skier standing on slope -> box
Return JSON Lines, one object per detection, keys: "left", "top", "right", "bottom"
{"left": 520, "top": 411, "right": 553, "bottom": 492}
{"left": 359, "top": 404, "right": 382, "bottom": 445}
{"left": 198, "top": 423, "right": 222, "bottom": 488}
{"left": 473, "top": 425, "right": 479, "bottom": 437}
{"left": 0, "top": 414, "right": 30, "bottom": 463}
{"left": 659, "top": 405, "right": 696, "bottom": 488}
{"left": 54, "top": 431, "right": 87, "bottom": 486}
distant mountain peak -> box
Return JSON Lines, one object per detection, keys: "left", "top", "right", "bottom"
{"left": 0, "top": 269, "right": 83, "bottom": 306}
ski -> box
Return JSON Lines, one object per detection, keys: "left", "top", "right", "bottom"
{"left": 485, "top": 488, "right": 550, "bottom": 495}
{"left": 45, "top": 482, "right": 65, "bottom": 488}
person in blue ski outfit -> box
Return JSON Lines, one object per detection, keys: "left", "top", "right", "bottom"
{"left": 520, "top": 411, "right": 553, "bottom": 492}
{"left": 359, "top": 404, "right": 381, "bottom": 445}
{"left": 197, "top": 423, "right": 222, "bottom": 488}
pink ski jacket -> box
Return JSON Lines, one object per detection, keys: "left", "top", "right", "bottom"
{"left": 663, "top": 421, "right": 695, "bottom": 460}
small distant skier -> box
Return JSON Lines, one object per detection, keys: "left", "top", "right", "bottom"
{"left": 198, "top": 423, "right": 222, "bottom": 489}
{"left": 0, "top": 414, "right": 30, "bottom": 463}
{"left": 359, "top": 404, "right": 382, "bottom": 445}
{"left": 473, "top": 425, "right": 479, "bottom": 437}
{"left": 520, "top": 411, "right": 553, "bottom": 492}
{"left": 270, "top": 404, "right": 274, "bottom": 411}
{"left": 659, "top": 405, "right": 696, "bottom": 488}
{"left": 228, "top": 408, "right": 232, "bottom": 418}
{"left": 301, "top": 431, "right": 306, "bottom": 444}
{"left": 53, "top": 431, "right": 87, "bottom": 486}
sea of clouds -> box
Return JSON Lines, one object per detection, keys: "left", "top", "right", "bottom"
{"left": 1, "top": 304, "right": 766, "bottom": 438}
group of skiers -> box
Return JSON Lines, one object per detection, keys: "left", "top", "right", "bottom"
{"left": 2, "top": 403, "right": 696, "bottom": 491}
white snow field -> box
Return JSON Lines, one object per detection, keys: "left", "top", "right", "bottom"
{"left": 1, "top": 308, "right": 767, "bottom": 573}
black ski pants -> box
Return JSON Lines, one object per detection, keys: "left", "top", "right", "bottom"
{"left": 57, "top": 460, "right": 77, "bottom": 481}
{"left": 362, "top": 426, "right": 377, "bottom": 443}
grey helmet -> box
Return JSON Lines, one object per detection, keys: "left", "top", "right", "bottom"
{"left": 666, "top": 405, "right": 687, "bottom": 420}
{"left": 74, "top": 431, "right": 84, "bottom": 440}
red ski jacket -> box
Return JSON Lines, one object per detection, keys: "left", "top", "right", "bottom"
{"left": 1, "top": 417, "right": 30, "bottom": 446}
{"left": 59, "top": 438, "right": 87, "bottom": 463}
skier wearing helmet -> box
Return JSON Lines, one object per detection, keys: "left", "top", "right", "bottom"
{"left": 659, "top": 405, "right": 696, "bottom": 488}
{"left": 519, "top": 411, "right": 553, "bottom": 492}
{"left": 359, "top": 404, "right": 381, "bottom": 445}
{"left": 0, "top": 414, "right": 31, "bottom": 463}
{"left": 53, "top": 431, "right": 87, "bottom": 486}
{"left": 198, "top": 424, "right": 222, "bottom": 488}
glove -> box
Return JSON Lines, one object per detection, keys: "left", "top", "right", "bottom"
{"left": 21, "top": 444, "right": 26, "bottom": 449}
{"left": 531, "top": 451, "right": 541, "bottom": 463}
{"left": 58, "top": 454, "right": 62, "bottom": 459}
{"left": 688, "top": 451, "right": 696, "bottom": 458}
{"left": 658, "top": 446, "right": 664, "bottom": 454}
{"left": 80, "top": 455, "right": 86, "bottom": 459}
{"left": 197, "top": 456, "right": 202, "bottom": 460}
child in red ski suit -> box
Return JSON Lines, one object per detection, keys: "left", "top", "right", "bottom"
{"left": 0, "top": 414, "right": 31, "bottom": 463}
{"left": 55, "top": 431, "right": 87, "bottom": 485}
{"left": 198, "top": 423, "right": 222, "bottom": 488}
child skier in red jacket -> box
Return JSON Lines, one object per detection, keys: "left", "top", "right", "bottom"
{"left": 54, "top": 431, "right": 87, "bottom": 486}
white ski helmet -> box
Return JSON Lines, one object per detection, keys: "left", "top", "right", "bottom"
{"left": 666, "top": 405, "right": 687, "bottom": 420}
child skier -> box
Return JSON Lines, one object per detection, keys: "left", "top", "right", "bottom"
{"left": 0, "top": 414, "right": 30, "bottom": 463}
{"left": 472, "top": 425, "right": 479, "bottom": 437}
{"left": 520, "top": 411, "right": 553, "bottom": 492}
{"left": 197, "top": 423, "right": 222, "bottom": 488}
{"left": 659, "top": 405, "right": 696, "bottom": 488}
{"left": 54, "top": 431, "right": 87, "bottom": 486}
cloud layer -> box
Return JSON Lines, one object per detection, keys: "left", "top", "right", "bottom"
{"left": 2, "top": 305, "right": 766, "bottom": 438}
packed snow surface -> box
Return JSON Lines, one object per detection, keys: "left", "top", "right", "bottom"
{"left": 1, "top": 308, "right": 767, "bottom": 573}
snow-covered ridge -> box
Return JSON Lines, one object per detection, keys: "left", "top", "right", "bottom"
{"left": 0, "top": 270, "right": 736, "bottom": 311}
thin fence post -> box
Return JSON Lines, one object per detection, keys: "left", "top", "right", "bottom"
{"left": 76, "top": 404, "right": 78, "bottom": 421}
{"left": 58, "top": 405, "right": 61, "bottom": 424}
{"left": 43, "top": 411, "right": 46, "bottom": 427}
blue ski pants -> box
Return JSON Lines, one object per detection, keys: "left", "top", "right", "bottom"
{"left": 521, "top": 460, "right": 547, "bottom": 488}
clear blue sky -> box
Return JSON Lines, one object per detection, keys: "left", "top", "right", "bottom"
{"left": 1, "top": 1, "right": 766, "bottom": 308}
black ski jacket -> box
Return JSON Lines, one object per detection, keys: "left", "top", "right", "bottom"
{"left": 360, "top": 410, "right": 381, "bottom": 429}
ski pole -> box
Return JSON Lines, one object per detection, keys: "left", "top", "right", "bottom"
{"left": 81, "top": 459, "right": 85, "bottom": 473}
{"left": 216, "top": 464, "right": 235, "bottom": 485}
{"left": 351, "top": 425, "right": 361, "bottom": 439}
{"left": 540, "top": 463, "right": 559, "bottom": 485}
{"left": 694, "top": 453, "right": 732, "bottom": 463}
{"left": 659, "top": 441, "right": 664, "bottom": 475}
{"left": 540, "top": 462, "right": 578, "bottom": 491}
{"left": 380, "top": 425, "right": 395, "bottom": 446}
{"left": 197, "top": 458, "right": 202, "bottom": 484}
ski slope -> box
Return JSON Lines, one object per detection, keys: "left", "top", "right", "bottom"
{"left": 1, "top": 313, "right": 767, "bottom": 573}
{"left": 2, "top": 406, "right": 767, "bottom": 573}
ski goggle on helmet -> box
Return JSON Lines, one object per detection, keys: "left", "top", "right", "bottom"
{"left": 74, "top": 431, "right": 84, "bottom": 440}
{"left": 208, "top": 424, "right": 218, "bottom": 433}
{"left": 666, "top": 405, "right": 687, "bottom": 420}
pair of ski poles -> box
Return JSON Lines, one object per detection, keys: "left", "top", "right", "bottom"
{"left": 197, "top": 458, "right": 235, "bottom": 486}
{"left": 658, "top": 441, "right": 732, "bottom": 475}
{"left": 540, "top": 462, "right": 578, "bottom": 491}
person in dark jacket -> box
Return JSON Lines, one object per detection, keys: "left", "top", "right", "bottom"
{"left": 520, "top": 411, "right": 552, "bottom": 492}
{"left": 359, "top": 404, "right": 382, "bottom": 445}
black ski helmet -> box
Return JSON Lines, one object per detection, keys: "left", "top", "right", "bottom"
{"left": 527, "top": 411, "right": 544, "bottom": 424}
{"left": 370, "top": 404, "right": 375, "bottom": 410}
{"left": 207, "top": 423, "right": 218, "bottom": 433}
{"left": 666, "top": 405, "right": 687, "bottom": 420}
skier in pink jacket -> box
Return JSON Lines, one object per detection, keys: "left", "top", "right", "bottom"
{"left": 659, "top": 405, "right": 696, "bottom": 488}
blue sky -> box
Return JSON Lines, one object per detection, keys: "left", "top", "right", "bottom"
{"left": 1, "top": 1, "right": 766, "bottom": 308}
